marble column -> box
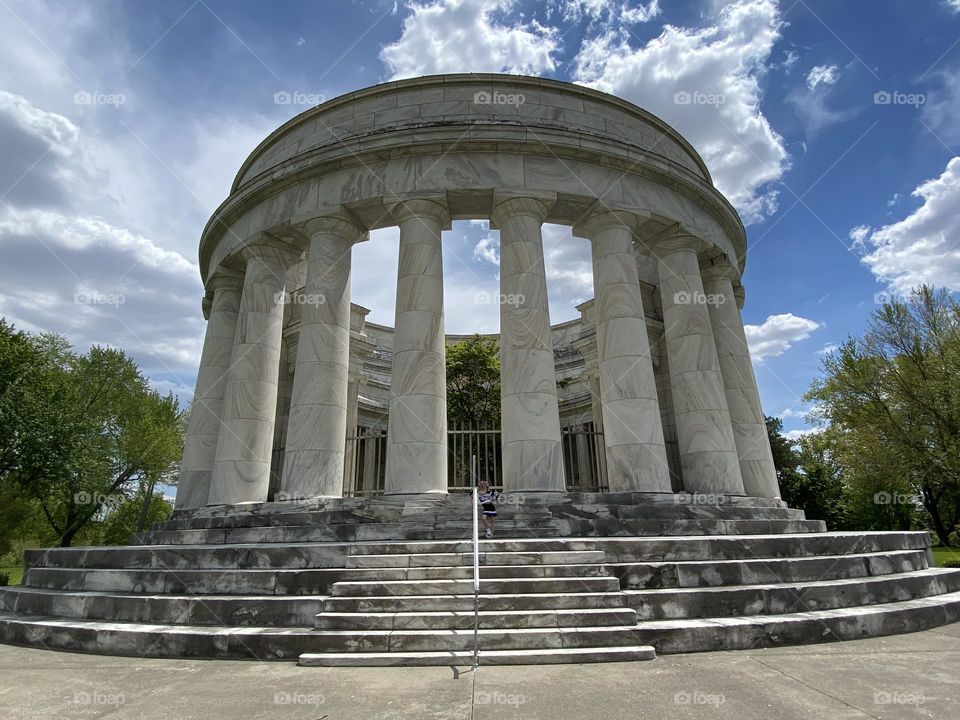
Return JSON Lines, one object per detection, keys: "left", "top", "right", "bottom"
{"left": 652, "top": 234, "right": 745, "bottom": 495}
{"left": 576, "top": 211, "right": 672, "bottom": 493}
{"left": 208, "top": 242, "right": 297, "bottom": 505}
{"left": 701, "top": 265, "right": 781, "bottom": 498}
{"left": 175, "top": 272, "right": 243, "bottom": 510}
{"left": 281, "top": 217, "right": 366, "bottom": 499}
{"left": 492, "top": 196, "right": 565, "bottom": 492}
{"left": 384, "top": 198, "right": 449, "bottom": 495}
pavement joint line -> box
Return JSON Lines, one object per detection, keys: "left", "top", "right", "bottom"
{"left": 747, "top": 655, "right": 880, "bottom": 720}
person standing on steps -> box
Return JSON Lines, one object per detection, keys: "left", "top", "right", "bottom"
{"left": 477, "top": 481, "right": 499, "bottom": 538}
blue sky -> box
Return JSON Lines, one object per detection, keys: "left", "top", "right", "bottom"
{"left": 1, "top": 0, "right": 959, "bottom": 442}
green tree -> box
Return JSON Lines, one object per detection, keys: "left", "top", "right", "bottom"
{"left": 806, "top": 287, "right": 960, "bottom": 545}
{"left": 446, "top": 334, "right": 501, "bottom": 425}
{"left": 0, "top": 321, "right": 186, "bottom": 547}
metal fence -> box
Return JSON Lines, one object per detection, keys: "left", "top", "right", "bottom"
{"left": 342, "top": 422, "right": 608, "bottom": 495}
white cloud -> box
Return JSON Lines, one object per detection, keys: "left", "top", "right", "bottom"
{"left": 745, "top": 313, "right": 821, "bottom": 360}
{"left": 946, "top": 0, "right": 960, "bottom": 13}
{"left": 573, "top": 0, "right": 789, "bottom": 224}
{"left": 805, "top": 64, "right": 839, "bottom": 91}
{"left": 921, "top": 66, "right": 960, "bottom": 146}
{"left": 784, "top": 427, "right": 818, "bottom": 442}
{"left": 848, "top": 224, "right": 871, "bottom": 248}
{"left": 856, "top": 157, "right": 960, "bottom": 294}
{"left": 473, "top": 235, "right": 500, "bottom": 265}
{"left": 380, "top": 0, "right": 560, "bottom": 80}
{"left": 560, "top": 0, "right": 661, "bottom": 25}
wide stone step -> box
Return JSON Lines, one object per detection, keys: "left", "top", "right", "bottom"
{"left": 0, "top": 587, "right": 323, "bottom": 626}
{"left": 330, "top": 576, "right": 621, "bottom": 596}
{"left": 2, "top": 590, "right": 959, "bottom": 660}
{"left": 22, "top": 561, "right": 609, "bottom": 594}
{"left": 132, "top": 519, "right": 827, "bottom": 545}
{"left": 23, "top": 532, "right": 930, "bottom": 571}
{"left": 298, "top": 645, "right": 657, "bottom": 666}
{"left": 345, "top": 549, "right": 606, "bottom": 567}
{"left": 322, "top": 591, "right": 632, "bottom": 613}
{"left": 611, "top": 549, "right": 929, "bottom": 588}
{"left": 307, "top": 625, "right": 648, "bottom": 652}
{"left": 314, "top": 607, "right": 638, "bottom": 630}
{"left": 624, "top": 568, "right": 960, "bottom": 619}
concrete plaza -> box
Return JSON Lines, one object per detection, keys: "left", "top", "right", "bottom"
{"left": 1, "top": 623, "right": 957, "bottom": 719}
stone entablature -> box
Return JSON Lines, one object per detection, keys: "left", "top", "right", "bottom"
{"left": 175, "top": 74, "right": 779, "bottom": 510}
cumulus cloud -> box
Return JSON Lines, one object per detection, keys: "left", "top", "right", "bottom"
{"left": 854, "top": 157, "right": 960, "bottom": 294}
{"left": 805, "top": 64, "right": 839, "bottom": 91}
{"left": 380, "top": 0, "right": 560, "bottom": 80}
{"left": 745, "top": 313, "right": 821, "bottom": 360}
{"left": 473, "top": 234, "right": 500, "bottom": 265}
{"left": 560, "top": 0, "right": 661, "bottom": 25}
{"left": 572, "top": 0, "right": 789, "bottom": 224}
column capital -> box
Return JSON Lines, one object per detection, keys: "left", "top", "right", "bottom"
{"left": 238, "top": 236, "right": 302, "bottom": 267}
{"left": 490, "top": 192, "right": 556, "bottom": 228}
{"left": 572, "top": 206, "right": 648, "bottom": 239}
{"left": 635, "top": 223, "right": 711, "bottom": 258}
{"left": 207, "top": 268, "right": 244, "bottom": 292}
{"left": 298, "top": 215, "right": 369, "bottom": 245}
{"left": 385, "top": 196, "right": 451, "bottom": 229}
{"left": 700, "top": 259, "right": 740, "bottom": 285}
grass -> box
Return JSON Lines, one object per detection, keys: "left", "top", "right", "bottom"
{"left": 931, "top": 546, "right": 960, "bottom": 567}
{"left": 0, "top": 566, "right": 24, "bottom": 586}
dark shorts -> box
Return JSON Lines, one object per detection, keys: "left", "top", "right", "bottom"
{"left": 482, "top": 504, "right": 497, "bottom": 517}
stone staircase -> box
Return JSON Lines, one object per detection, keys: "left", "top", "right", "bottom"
{"left": 2, "top": 495, "right": 959, "bottom": 665}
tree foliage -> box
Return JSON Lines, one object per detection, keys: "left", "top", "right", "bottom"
{"left": 445, "top": 334, "right": 501, "bottom": 426}
{"left": 805, "top": 287, "right": 960, "bottom": 545}
{"left": 0, "top": 320, "right": 185, "bottom": 548}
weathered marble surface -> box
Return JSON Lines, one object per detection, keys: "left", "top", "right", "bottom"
{"left": 384, "top": 199, "right": 449, "bottom": 494}
{"left": 654, "top": 237, "right": 745, "bottom": 495}
{"left": 702, "top": 267, "right": 781, "bottom": 499}
{"left": 493, "top": 197, "right": 565, "bottom": 491}
{"left": 209, "top": 244, "right": 296, "bottom": 505}
{"left": 579, "top": 212, "right": 671, "bottom": 493}
{"left": 176, "top": 275, "right": 242, "bottom": 510}
{"left": 282, "top": 218, "right": 365, "bottom": 499}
